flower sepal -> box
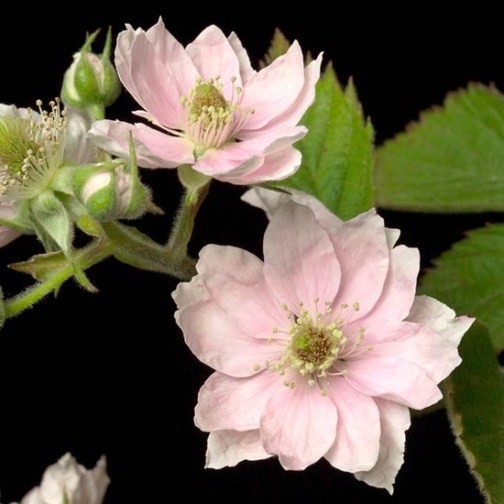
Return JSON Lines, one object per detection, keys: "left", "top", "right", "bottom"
{"left": 61, "top": 28, "right": 121, "bottom": 119}
{"left": 29, "top": 189, "right": 95, "bottom": 291}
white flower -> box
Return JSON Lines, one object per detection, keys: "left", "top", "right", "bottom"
{"left": 19, "top": 453, "right": 109, "bottom": 504}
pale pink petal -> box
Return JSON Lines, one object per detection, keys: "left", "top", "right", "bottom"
{"left": 206, "top": 430, "right": 272, "bottom": 469}
{"left": 124, "top": 30, "right": 187, "bottom": 128}
{"left": 144, "top": 18, "right": 199, "bottom": 94}
{"left": 186, "top": 25, "right": 242, "bottom": 95}
{"left": 224, "top": 147, "right": 301, "bottom": 185}
{"left": 407, "top": 295, "right": 475, "bottom": 348}
{"left": 227, "top": 32, "right": 256, "bottom": 82}
{"left": 195, "top": 371, "right": 284, "bottom": 432}
{"left": 241, "top": 186, "right": 341, "bottom": 230}
{"left": 345, "top": 355, "right": 442, "bottom": 409}
{"left": 355, "top": 399, "right": 411, "bottom": 494}
{"left": 240, "top": 42, "right": 306, "bottom": 130}
{"left": 177, "top": 298, "right": 283, "bottom": 377}
{"left": 367, "top": 324, "right": 462, "bottom": 386}
{"left": 88, "top": 120, "right": 194, "bottom": 168}
{"left": 172, "top": 273, "right": 209, "bottom": 309}
{"left": 0, "top": 225, "right": 21, "bottom": 247}
{"left": 116, "top": 20, "right": 198, "bottom": 127}
{"left": 362, "top": 245, "right": 420, "bottom": 323}
{"left": 0, "top": 202, "right": 22, "bottom": 247}
{"left": 194, "top": 126, "right": 306, "bottom": 176}
{"left": 261, "top": 379, "right": 338, "bottom": 470}
{"left": 196, "top": 245, "right": 286, "bottom": 338}
{"left": 241, "top": 53, "right": 323, "bottom": 135}
{"left": 114, "top": 25, "right": 141, "bottom": 102}
{"left": 324, "top": 378, "right": 380, "bottom": 472}
{"left": 63, "top": 108, "right": 95, "bottom": 164}
{"left": 263, "top": 202, "right": 341, "bottom": 315}
{"left": 330, "top": 210, "right": 390, "bottom": 317}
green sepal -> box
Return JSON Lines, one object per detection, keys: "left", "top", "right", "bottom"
{"left": 29, "top": 190, "right": 96, "bottom": 292}
{"left": 10, "top": 251, "right": 69, "bottom": 282}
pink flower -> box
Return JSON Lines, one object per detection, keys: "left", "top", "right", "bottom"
{"left": 173, "top": 192, "right": 473, "bottom": 493}
{"left": 89, "top": 19, "right": 322, "bottom": 185}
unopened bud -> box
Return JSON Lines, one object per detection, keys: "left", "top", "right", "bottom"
{"left": 74, "top": 162, "right": 148, "bottom": 222}
{"left": 61, "top": 28, "right": 120, "bottom": 116}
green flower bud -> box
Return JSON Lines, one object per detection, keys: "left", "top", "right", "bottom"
{"left": 61, "top": 28, "right": 121, "bottom": 117}
{"left": 73, "top": 141, "right": 150, "bottom": 222}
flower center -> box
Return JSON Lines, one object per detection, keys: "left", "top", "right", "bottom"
{"left": 181, "top": 77, "right": 251, "bottom": 158}
{"left": 257, "top": 300, "right": 370, "bottom": 394}
{"left": 288, "top": 311, "right": 343, "bottom": 377}
{"left": 0, "top": 99, "right": 66, "bottom": 201}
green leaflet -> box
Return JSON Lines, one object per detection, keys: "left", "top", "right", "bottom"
{"left": 420, "top": 224, "right": 504, "bottom": 352}
{"left": 376, "top": 84, "right": 504, "bottom": 212}
{"left": 445, "top": 323, "right": 504, "bottom": 504}
{"left": 283, "top": 64, "right": 374, "bottom": 220}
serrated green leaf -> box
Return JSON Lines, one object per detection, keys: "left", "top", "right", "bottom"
{"left": 445, "top": 322, "right": 504, "bottom": 504}
{"left": 420, "top": 224, "right": 504, "bottom": 352}
{"left": 376, "top": 84, "right": 504, "bottom": 212}
{"left": 260, "top": 29, "right": 291, "bottom": 68}
{"left": 283, "top": 65, "right": 374, "bottom": 220}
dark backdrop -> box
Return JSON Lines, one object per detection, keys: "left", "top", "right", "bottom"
{"left": 0, "top": 5, "right": 500, "bottom": 503}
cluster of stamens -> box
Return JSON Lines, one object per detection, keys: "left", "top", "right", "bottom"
{"left": 254, "top": 299, "right": 371, "bottom": 395}
{"left": 0, "top": 99, "right": 66, "bottom": 201}
{"left": 180, "top": 77, "right": 253, "bottom": 157}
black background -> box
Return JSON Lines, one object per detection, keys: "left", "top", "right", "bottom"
{"left": 0, "top": 4, "right": 501, "bottom": 503}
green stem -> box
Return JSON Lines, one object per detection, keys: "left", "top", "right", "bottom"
{"left": 167, "top": 182, "right": 210, "bottom": 262}
{"left": 5, "top": 239, "right": 115, "bottom": 318}
{"left": 103, "top": 222, "right": 196, "bottom": 279}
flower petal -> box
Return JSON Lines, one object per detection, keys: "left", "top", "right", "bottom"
{"left": 220, "top": 147, "right": 301, "bottom": 185}
{"left": 176, "top": 297, "right": 283, "bottom": 377}
{"left": 330, "top": 210, "right": 391, "bottom": 317}
{"left": 407, "top": 295, "right": 474, "bottom": 348}
{"left": 205, "top": 430, "right": 272, "bottom": 469}
{"left": 116, "top": 22, "right": 192, "bottom": 129}
{"left": 240, "top": 42, "right": 306, "bottom": 130}
{"left": 363, "top": 245, "right": 420, "bottom": 323}
{"left": 261, "top": 379, "right": 338, "bottom": 470}
{"left": 355, "top": 399, "right": 411, "bottom": 494}
{"left": 195, "top": 371, "right": 284, "bottom": 432}
{"left": 185, "top": 25, "right": 242, "bottom": 95}
{"left": 241, "top": 53, "right": 323, "bottom": 135}
{"left": 367, "top": 324, "right": 464, "bottom": 386}
{"left": 63, "top": 108, "right": 95, "bottom": 164}
{"left": 324, "top": 378, "right": 380, "bottom": 472}
{"left": 227, "top": 32, "right": 256, "bottom": 83}
{"left": 241, "top": 186, "right": 342, "bottom": 230}
{"left": 194, "top": 126, "right": 306, "bottom": 177}
{"left": 144, "top": 18, "right": 199, "bottom": 94}
{"left": 345, "top": 354, "right": 442, "bottom": 409}
{"left": 263, "top": 202, "right": 341, "bottom": 315}
{"left": 0, "top": 225, "right": 20, "bottom": 247}
{"left": 88, "top": 120, "right": 194, "bottom": 168}
{"left": 196, "top": 245, "right": 285, "bottom": 338}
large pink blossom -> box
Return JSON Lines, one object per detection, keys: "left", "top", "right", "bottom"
{"left": 89, "top": 19, "right": 322, "bottom": 185}
{"left": 173, "top": 192, "right": 473, "bottom": 493}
